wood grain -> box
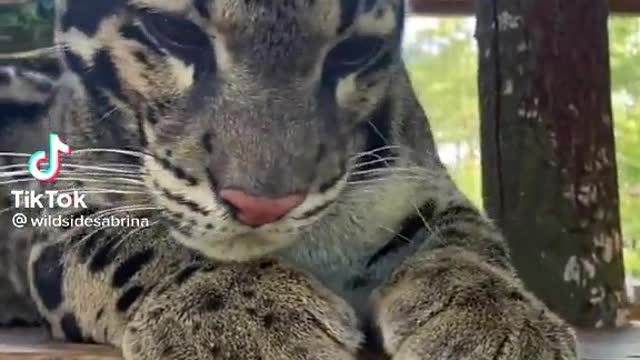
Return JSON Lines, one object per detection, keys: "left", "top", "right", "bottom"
{"left": 0, "top": 328, "right": 120, "bottom": 360}
{"left": 3, "top": 325, "right": 640, "bottom": 360}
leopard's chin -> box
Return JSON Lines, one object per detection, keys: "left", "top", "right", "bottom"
{"left": 170, "top": 227, "right": 301, "bottom": 262}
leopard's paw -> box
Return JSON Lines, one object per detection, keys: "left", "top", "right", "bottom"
{"left": 122, "top": 260, "right": 362, "bottom": 360}
{"left": 373, "top": 249, "right": 577, "bottom": 360}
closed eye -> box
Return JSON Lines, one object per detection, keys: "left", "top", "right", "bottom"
{"left": 323, "top": 36, "right": 385, "bottom": 78}
{"left": 131, "top": 9, "right": 215, "bottom": 75}
{"left": 138, "top": 11, "right": 210, "bottom": 50}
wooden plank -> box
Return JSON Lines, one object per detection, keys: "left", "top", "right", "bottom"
{"left": 2, "top": 325, "right": 640, "bottom": 359}
{"left": 409, "top": 0, "right": 640, "bottom": 14}
{"left": 0, "top": 328, "right": 120, "bottom": 360}
{"left": 579, "top": 323, "right": 640, "bottom": 359}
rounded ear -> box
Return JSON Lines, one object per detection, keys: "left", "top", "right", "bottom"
{"left": 0, "top": 66, "right": 55, "bottom": 154}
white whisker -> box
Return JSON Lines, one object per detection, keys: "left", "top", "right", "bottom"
{"left": 351, "top": 157, "right": 401, "bottom": 170}
{"left": 0, "top": 177, "right": 146, "bottom": 186}
{"left": 0, "top": 171, "right": 31, "bottom": 178}
{"left": 58, "top": 171, "right": 144, "bottom": 180}
{"left": 89, "top": 205, "right": 160, "bottom": 219}
{"left": 72, "top": 148, "right": 150, "bottom": 158}
{"left": 61, "top": 164, "right": 146, "bottom": 174}
{"left": 412, "top": 202, "right": 437, "bottom": 238}
{"left": 346, "top": 176, "right": 427, "bottom": 186}
{"left": 62, "top": 189, "right": 152, "bottom": 195}
{"left": 350, "top": 167, "right": 426, "bottom": 177}
{"left": 97, "top": 107, "right": 120, "bottom": 123}
{"left": 112, "top": 220, "right": 161, "bottom": 251}
{"left": 0, "top": 152, "right": 30, "bottom": 158}
{"left": 0, "top": 164, "right": 27, "bottom": 171}
{"left": 350, "top": 145, "right": 402, "bottom": 160}
{"left": 377, "top": 225, "right": 413, "bottom": 243}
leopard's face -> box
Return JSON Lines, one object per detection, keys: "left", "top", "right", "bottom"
{"left": 56, "top": 0, "right": 405, "bottom": 260}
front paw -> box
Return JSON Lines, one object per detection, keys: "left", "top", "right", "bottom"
{"left": 122, "top": 260, "right": 362, "bottom": 360}
{"left": 372, "top": 249, "right": 577, "bottom": 360}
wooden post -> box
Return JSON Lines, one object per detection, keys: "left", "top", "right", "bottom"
{"left": 476, "top": 0, "right": 629, "bottom": 328}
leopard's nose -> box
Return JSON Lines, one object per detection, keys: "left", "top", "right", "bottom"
{"left": 219, "top": 189, "right": 306, "bottom": 227}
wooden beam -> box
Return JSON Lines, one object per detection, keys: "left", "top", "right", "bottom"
{"left": 410, "top": 0, "right": 640, "bottom": 15}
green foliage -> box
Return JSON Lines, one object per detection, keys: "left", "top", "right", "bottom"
{"left": 610, "top": 18, "right": 640, "bottom": 276}
{"left": 0, "top": 3, "right": 51, "bottom": 29}
{"left": 403, "top": 16, "right": 640, "bottom": 277}
{"left": 403, "top": 17, "right": 482, "bottom": 207}
{"left": 0, "top": 2, "right": 54, "bottom": 53}
{"left": 624, "top": 249, "right": 640, "bottom": 278}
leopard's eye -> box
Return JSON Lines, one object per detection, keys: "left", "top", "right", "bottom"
{"left": 324, "top": 36, "right": 384, "bottom": 77}
{"left": 140, "top": 12, "right": 209, "bottom": 50}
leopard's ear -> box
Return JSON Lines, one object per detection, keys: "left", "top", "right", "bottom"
{"left": 0, "top": 66, "right": 55, "bottom": 154}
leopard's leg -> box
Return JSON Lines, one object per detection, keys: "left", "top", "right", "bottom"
{"left": 371, "top": 167, "right": 577, "bottom": 359}
{"left": 28, "top": 225, "right": 363, "bottom": 359}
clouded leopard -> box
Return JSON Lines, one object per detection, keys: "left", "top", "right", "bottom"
{"left": 0, "top": 0, "right": 577, "bottom": 359}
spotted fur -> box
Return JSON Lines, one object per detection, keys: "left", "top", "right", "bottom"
{"left": 1, "top": 0, "right": 577, "bottom": 359}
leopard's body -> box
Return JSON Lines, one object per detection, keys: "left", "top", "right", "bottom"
{"left": 0, "top": 1, "right": 577, "bottom": 359}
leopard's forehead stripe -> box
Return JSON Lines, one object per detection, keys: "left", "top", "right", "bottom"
{"left": 54, "top": 0, "right": 404, "bottom": 96}
{"left": 57, "top": 0, "right": 403, "bottom": 37}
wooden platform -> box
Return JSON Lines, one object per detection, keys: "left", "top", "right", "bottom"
{"left": 1, "top": 325, "right": 640, "bottom": 359}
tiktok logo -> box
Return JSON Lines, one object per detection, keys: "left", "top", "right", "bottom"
{"left": 28, "top": 132, "right": 71, "bottom": 182}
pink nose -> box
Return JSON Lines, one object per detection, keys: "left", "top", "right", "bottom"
{"left": 219, "top": 190, "right": 305, "bottom": 227}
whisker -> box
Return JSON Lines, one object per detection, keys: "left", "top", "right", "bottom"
{"left": 60, "top": 189, "right": 153, "bottom": 196}
{"left": 57, "top": 171, "right": 144, "bottom": 180}
{"left": 0, "top": 152, "right": 31, "bottom": 158}
{"left": 350, "top": 167, "right": 427, "bottom": 177}
{"left": 366, "top": 120, "right": 392, "bottom": 147}
{"left": 412, "top": 202, "right": 437, "bottom": 238}
{"left": 58, "top": 161, "right": 143, "bottom": 169}
{"left": 0, "top": 45, "right": 64, "bottom": 60}
{"left": 350, "top": 145, "right": 402, "bottom": 160}
{"left": 89, "top": 205, "right": 160, "bottom": 219}
{"left": 74, "top": 226, "right": 112, "bottom": 248}
{"left": 0, "top": 178, "right": 36, "bottom": 185}
{"left": 351, "top": 157, "right": 402, "bottom": 170}
{"left": 96, "top": 107, "right": 120, "bottom": 123}
{"left": 61, "top": 164, "right": 146, "bottom": 175}
{"left": 1, "top": 164, "right": 145, "bottom": 177}
{"left": 0, "top": 177, "right": 147, "bottom": 187}
{"left": 94, "top": 207, "right": 161, "bottom": 220}
{"left": 58, "top": 177, "right": 146, "bottom": 185}
{"left": 0, "top": 170, "right": 143, "bottom": 180}
{"left": 346, "top": 176, "right": 428, "bottom": 186}
{"left": 376, "top": 225, "right": 413, "bottom": 243}
{"left": 112, "top": 220, "right": 161, "bottom": 251}
{"left": 0, "top": 164, "right": 27, "bottom": 171}
{"left": 0, "top": 171, "right": 31, "bottom": 178}
{"left": 71, "top": 148, "right": 151, "bottom": 158}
